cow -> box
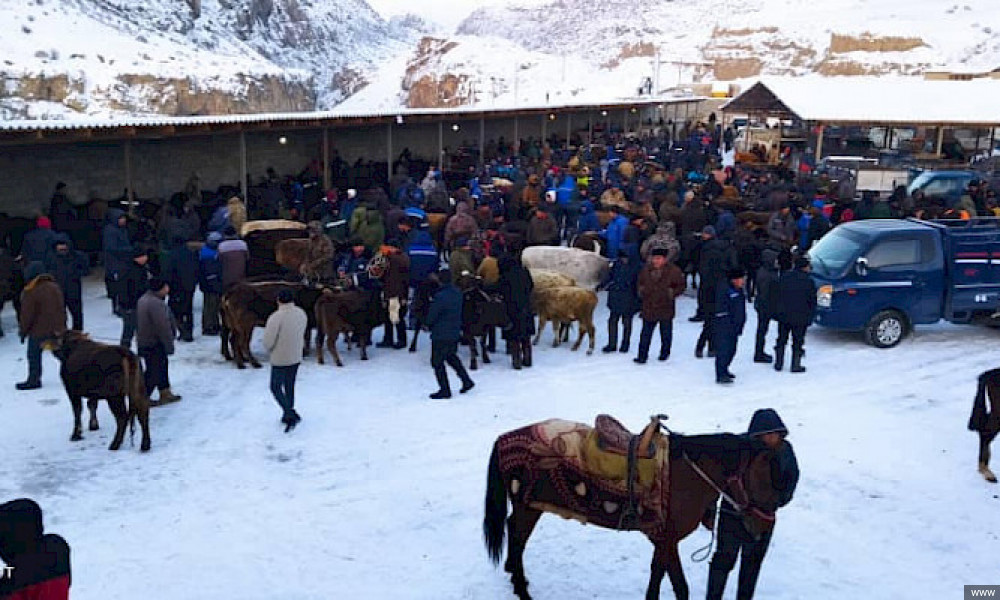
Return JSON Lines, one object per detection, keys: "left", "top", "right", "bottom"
{"left": 314, "top": 288, "right": 383, "bottom": 366}
{"left": 970, "top": 368, "right": 1000, "bottom": 483}
{"left": 50, "top": 331, "right": 151, "bottom": 452}
{"left": 521, "top": 246, "right": 609, "bottom": 291}
{"left": 274, "top": 238, "right": 311, "bottom": 274}
{"left": 219, "top": 280, "right": 323, "bottom": 369}
{"left": 532, "top": 285, "right": 598, "bottom": 355}
{"left": 242, "top": 222, "right": 309, "bottom": 278}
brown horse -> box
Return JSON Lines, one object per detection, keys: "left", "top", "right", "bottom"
{"left": 969, "top": 368, "right": 1000, "bottom": 483}
{"left": 483, "top": 418, "right": 778, "bottom": 599}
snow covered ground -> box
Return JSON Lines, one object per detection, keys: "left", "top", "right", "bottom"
{"left": 1, "top": 274, "right": 998, "bottom": 599}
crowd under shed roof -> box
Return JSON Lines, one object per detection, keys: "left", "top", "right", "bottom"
{"left": 722, "top": 78, "right": 1000, "bottom": 127}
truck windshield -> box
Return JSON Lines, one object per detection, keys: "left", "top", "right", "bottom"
{"left": 906, "top": 172, "right": 934, "bottom": 196}
{"left": 808, "top": 228, "right": 865, "bottom": 277}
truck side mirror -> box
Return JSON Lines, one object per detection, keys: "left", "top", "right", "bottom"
{"left": 856, "top": 257, "right": 869, "bottom": 276}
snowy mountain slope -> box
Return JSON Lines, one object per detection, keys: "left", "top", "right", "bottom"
{"left": 0, "top": 0, "right": 425, "bottom": 118}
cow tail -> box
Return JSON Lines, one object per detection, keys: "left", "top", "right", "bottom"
{"left": 970, "top": 371, "right": 990, "bottom": 432}
{"left": 123, "top": 352, "right": 149, "bottom": 447}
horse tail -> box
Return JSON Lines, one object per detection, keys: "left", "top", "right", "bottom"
{"left": 970, "top": 370, "right": 991, "bottom": 432}
{"left": 122, "top": 352, "right": 149, "bottom": 447}
{"left": 484, "top": 441, "right": 507, "bottom": 565}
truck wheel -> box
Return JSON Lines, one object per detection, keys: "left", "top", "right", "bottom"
{"left": 864, "top": 310, "right": 907, "bottom": 348}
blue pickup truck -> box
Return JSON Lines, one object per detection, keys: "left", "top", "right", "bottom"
{"left": 808, "top": 218, "right": 1000, "bottom": 347}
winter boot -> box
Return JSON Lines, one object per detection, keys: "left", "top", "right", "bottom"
{"left": 773, "top": 347, "right": 785, "bottom": 372}
{"left": 753, "top": 351, "right": 773, "bottom": 364}
{"left": 393, "top": 322, "right": 407, "bottom": 350}
{"left": 376, "top": 324, "right": 395, "bottom": 348}
{"left": 619, "top": 320, "right": 632, "bottom": 353}
{"left": 15, "top": 380, "right": 41, "bottom": 391}
{"left": 521, "top": 340, "right": 533, "bottom": 368}
{"left": 602, "top": 320, "right": 618, "bottom": 353}
{"left": 157, "top": 388, "right": 182, "bottom": 404}
{"left": 429, "top": 370, "right": 451, "bottom": 399}
{"left": 512, "top": 344, "right": 523, "bottom": 370}
{"left": 790, "top": 350, "right": 806, "bottom": 373}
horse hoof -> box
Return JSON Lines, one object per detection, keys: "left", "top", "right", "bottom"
{"left": 336, "top": 361, "right": 344, "bottom": 367}
{"left": 70, "top": 433, "right": 82, "bottom": 442}
{"left": 236, "top": 363, "right": 246, "bottom": 370}
{"left": 408, "top": 347, "right": 416, "bottom": 353}
{"left": 108, "top": 442, "right": 122, "bottom": 451}
{"left": 89, "top": 421, "right": 99, "bottom": 431}
{"left": 141, "top": 440, "right": 151, "bottom": 452}
{"left": 586, "top": 349, "right": 594, "bottom": 355}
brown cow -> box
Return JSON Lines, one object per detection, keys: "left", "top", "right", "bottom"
{"left": 220, "top": 280, "right": 322, "bottom": 369}
{"left": 275, "top": 238, "right": 311, "bottom": 274}
{"left": 314, "top": 287, "right": 383, "bottom": 366}
{"left": 51, "top": 331, "right": 151, "bottom": 452}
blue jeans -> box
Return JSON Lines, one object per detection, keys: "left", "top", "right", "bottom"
{"left": 270, "top": 364, "right": 300, "bottom": 421}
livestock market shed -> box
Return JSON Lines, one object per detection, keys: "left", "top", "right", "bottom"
{"left": 0, "top": 96, "right": 704, "bottom": 218}
{"left": 722, "top": 77, "right": 1000, "bottom": 165}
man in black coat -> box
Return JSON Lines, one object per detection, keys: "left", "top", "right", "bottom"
{"left": 498, "top": 253, "right": 535, "bottom": 369}
{"left": 161, "top": 234, "right": 199, "bottom": 342}
{"left": 424, "top": 269, "right": 475, "bottom": 399}
{"left": 45, "top": 235, "right": 89, "bottom": 331}
{"left": 706, "top": 408, "right": 799, "bottom": 600}
{"left": 600, "top": 247, "right": 642, "bottom": 354}
{"left": 0, "top": 498, "right": 72, "bottom": 599}
{"left": 713, "top": 269, "right": 746, "bottom": 385}
{"left": 695, "top": 225, "right": 737, "bottom": 358}
{"left": 773, "top": 255, "right": 817, "bottom": 372}
{"left": 118, "top": 248, "right": 151, "bottom": 349}
{"left": 752, "top": 247, "right": 780, "bottom": 364}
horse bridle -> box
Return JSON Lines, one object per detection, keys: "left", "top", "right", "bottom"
{"left": 682, "top": 452, "right": 776, "bottom": 523}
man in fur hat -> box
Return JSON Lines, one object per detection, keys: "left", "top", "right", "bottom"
{"left": 706, "top": 408, "right": 799, "bottom": 599}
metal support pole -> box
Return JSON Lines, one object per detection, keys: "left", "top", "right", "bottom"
{"left": 588, "top": 112, "right": 594, "bottom": 145}
{"left": 479, "top": 117, "right": 485, "bottom": 167}
{"left": 123, "top": 140, "right": 134, "bottom": 215}
{"left": 513, "top": 116, "right": 519, "bottom": 155}
{"left": 566, "top": 113, "right": 572, "bottom": 147}
{"left": 387, "top": 123, "right": 393, "bottom": 182}
{"left": 438, "top": 121, "right": 443, "bottom": 170}
{"left": 239, "top": 131, "right": 248, "bottom": 195}
{"left": 974, "top": 128, "right": 981, "bottom": 153}
{"left": 990, "top": 127, "right": 997, "bottom": 156}
{"left": 815, "top": 124, "right": 824, "bottom": 164}
{"left": 322, "top": 127, "right": 331, "bottom": 191}
{"left": 541, "top": 114, "right": 547, "bottom": 143}
{"left": 935, "top": 126, "right": 945, "bottom": 156}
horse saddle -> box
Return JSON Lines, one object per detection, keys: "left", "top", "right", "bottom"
{"left": 594, "top": 414, "right": 661, "bottom": 459}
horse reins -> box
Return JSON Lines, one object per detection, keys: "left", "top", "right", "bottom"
{"left": 682, "top": 453, "right": 743, "bottom": 510}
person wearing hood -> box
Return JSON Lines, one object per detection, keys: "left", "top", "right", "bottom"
{"left": 0, "top": 498, "right": 71, "bottom": 599}
{"left": 349, "top": 202, "right": 385, "bottom": 255}
{"left": 773, "top": 255, "right": 817, "bottom": 373}
{"left": 161, "top": 234, "right": 199, "bottom": 342}
{"left": 198, "top": 231, "right": 224, "bottom": 336}
{"left": 640, "top": 221, "right": 681, "bottom": 263}
{"left": 706, "top": 409, "right": 799, "bottom": 600}
{"left": 498, "top": 254, "right": 535, "bottom": 370}
{"left": 599, "top": 247, "right": 642, "bottom": 353}
{"left": 16, "top": 261, "right": 66, "bottom": 390}
{"left": 137, "top": 278, "right": 181, "bottom": 405}
{"left": 752, "top": 247, "right": 781, "bottom": 364}
{"left": 118, "top": 248, "right": 151, "bottom": 349}
{"left": 448, "top": 238, "right": 476, "bottom": 286}
{"left": 804, "top": 200, "right": 831, "bottom": 250}
{"left": 102, "top": 209, "right": 133, "bottom": 313}
{"left": 444, "top": 202, "right": 479, "bottom": 250}
{"left": 526, "top": 207, "right": 560, "bottom": 247}
{"left": 21, "top": 216, "right": 57, "bottom": 265}
{"left": 45, "top": 235, "right": 88, "bottom": 331}
{"left": 424, "top": 269, "right": 475, "bottom": 399}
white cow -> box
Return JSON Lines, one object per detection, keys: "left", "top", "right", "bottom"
{"left": 521, "top": 246, "right": 610, "bottom": 291}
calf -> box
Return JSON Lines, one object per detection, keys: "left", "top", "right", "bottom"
{"left": 314, "top": 288, "right": 383, "bottom": 366}
{"left": 51, "top": 331, "right": 151, "bottom": 452}
{"left": 970, "top": 368, "right": 1000, "bottom": 483}
{"left": 220, "top": 280, "right": 321, "bottom": 369}
{"left": 532, "top": 286, "right": 598, "bottom": 355}
{"left": 521, "top": 246, "right": 609, "bottom": 290}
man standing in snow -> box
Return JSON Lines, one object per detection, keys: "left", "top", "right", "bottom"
{"left": 424, "top": 269, "right": 474, "bottom": 399}
{"left": 261, "top": 288, "right": 308, "bottom": 432}
{"left": 713, "top": 269, "right": 747, "bottom": 385}
{"left": 137, "top": 278, "right": 181, "bottom": 405}
{"left": 706, "top": 408, "right": 799, "bottom": 600}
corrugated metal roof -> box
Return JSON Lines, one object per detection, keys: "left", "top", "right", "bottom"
{"left": 0, "top": 96, "right": 704, "bottom": 133}
{"left": 723, "top": 78, "right": 1000, "bottom": 125}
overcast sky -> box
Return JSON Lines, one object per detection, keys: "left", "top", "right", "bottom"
{"left": 367, "top": 0, "right": 548, "bottom": 32}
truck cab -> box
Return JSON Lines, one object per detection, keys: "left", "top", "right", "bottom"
{"left": 906, "top": 170, "right": 973, "bottom": 206}
{"left": 810, "top": 219, "right": 1000, "bottom": 347}
{"left": 809, "top": 220, "right": 945, "bottom": 347}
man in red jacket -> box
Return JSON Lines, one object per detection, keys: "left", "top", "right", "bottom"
{"left": 0, "top": 498, "right": 70, "bottom": 600}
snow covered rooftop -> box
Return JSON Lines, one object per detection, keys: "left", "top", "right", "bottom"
{"left": 723, "top": 78, "right": 1000, "bottom": 126}
{"left": 0, "top": 96, "right": 703, "bottom": 134}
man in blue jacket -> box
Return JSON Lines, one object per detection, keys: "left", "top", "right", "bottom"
{"left": 602, "top": 205, "right": 629, "bottom": 258}
{"left": 423, "top": 269, "right": 474, "bottom": 399}
{"left": 713, "top": 269, "right": 747, "bottom": 384}
{"left": 198, "top": 232, "right": 224, "bottom": 336}
{"left": 706, "top": 408, "right": 800, "bottom": 600}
